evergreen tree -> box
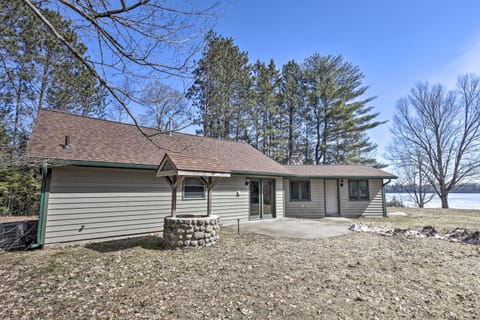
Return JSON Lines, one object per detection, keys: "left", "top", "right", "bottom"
{"left": 280, "top": 60, "right": 304, "bottom": 163}
{"left": 0, "top": 1, "right": 103, "bottom": 216}
{"left": 0, "top": 0, "right": 106, "bottom": 146}
{"left": 303, "top": 54, "right": 383, "bottom": 165}
{"left": 250, "top": 59, "right": 285, "bottom": 161}
{"left": 188, "top": 31, "right": 252, "bottom": 140}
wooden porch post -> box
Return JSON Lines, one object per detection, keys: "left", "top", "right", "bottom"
{"left": 207, "top": 187, "right": 212, "bottom": 217}
{"left": 201, "top": 177, "right": 222, "bottom": 217}
{"left": 171, "top": 186, "right": 177, "bottom": 217}
{"left": 167, "top": 176, "right": 184, "bottom": 218}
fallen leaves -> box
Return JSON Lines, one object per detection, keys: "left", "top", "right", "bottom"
{"left": 0, "top": 227, "right": 479, "bottom": 319}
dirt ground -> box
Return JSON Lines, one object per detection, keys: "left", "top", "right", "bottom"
{"left": 0, "top": 208, "right": 479, "bottom": 319}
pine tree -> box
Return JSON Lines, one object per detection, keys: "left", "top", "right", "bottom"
{"left": 188, "top": 31, "right": 252, "bottom": 140}
{"left": 0, "top": 0, "right": 106, "bottom": 145}
{"left": 279, "top": 60, "right": 304, "bottom": 163}
{"left": 250, "top": 59, "right": 286, "bottom": 161}
{"left": 303, "top": 54, "right": 383, "bottom": 165}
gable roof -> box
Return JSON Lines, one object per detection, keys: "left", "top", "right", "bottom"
{"left": 25, "top": 109, "right": 288, "bottom": 175}
{"left": 285, "top": 165, "right": 397, "bottom": 179}
{"left": 25, "top": 109, "right": 397, "bottom": 179}
{"left": 157, "top": 153, "right": 230, "bottom": 175}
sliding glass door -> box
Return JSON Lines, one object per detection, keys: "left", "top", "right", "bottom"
{"left": 249, "top": 179, "right": 275, "bottom": 220}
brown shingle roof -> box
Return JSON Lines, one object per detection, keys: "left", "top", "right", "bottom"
{"left": 163, "top": 153, "right": 230, "bottom": 174}
{"left": 285, "top": 165, "right": 397, "bottom": 179}
{"left": 25, "top": 109, "right": 397, "bottom": 179}
{"left": 25, "top": 109, "right": 288, "bottom": 175}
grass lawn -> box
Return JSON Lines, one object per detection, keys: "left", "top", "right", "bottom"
{"left": 1, "top": 208, "right": 479, "bottom": 319}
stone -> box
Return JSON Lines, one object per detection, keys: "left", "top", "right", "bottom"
{"left": 162, "top": 215, "right": 219, "bottom": 248}
{"left": 193, "top": 231, "right": 204, "bottom": 239}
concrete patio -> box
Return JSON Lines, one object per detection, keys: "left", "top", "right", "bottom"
{"left": 234, "top": 218, "right": 351, "bottom": 239}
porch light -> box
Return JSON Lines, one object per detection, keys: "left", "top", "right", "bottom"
{"left": 245, "top": 177, "right": 250, "bottom": 186}
{"left": 340, "top": 179, "right": 344, "bottom": 187}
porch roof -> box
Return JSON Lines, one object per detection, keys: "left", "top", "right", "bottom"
{"left": 156, "top": 153, "right": 231, "bottom": 178}
{"left": 285, "top": 165, "right": 397, "bottom": 179}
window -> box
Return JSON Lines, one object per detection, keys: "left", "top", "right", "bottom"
{"left": 349, "top": 180, "right": 369, "bottom": 201}
{"left": 183, "top": 177, "right": 205, "bottom": 199}
{"left": 290, "top": 180, "right": 311, "bottom": 201}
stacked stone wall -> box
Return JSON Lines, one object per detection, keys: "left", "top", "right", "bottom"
{"left": 163, "top": 215, "right": 220, "bottom": 248}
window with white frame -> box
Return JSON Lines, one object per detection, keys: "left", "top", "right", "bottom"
{"left": 349, "top": 180, "right": 369, "bottom": 201}
{"left": 289, "top": 180, "right": 311, "bottom": 201}
{"left": 183, "top": 177, "right": 205, "bottom": 199}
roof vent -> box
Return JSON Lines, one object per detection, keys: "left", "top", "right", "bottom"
{"left": 63, "top": 135, "right": 71, "bottom": 150}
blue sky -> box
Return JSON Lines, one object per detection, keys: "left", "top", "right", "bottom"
{"left": 211, "top": 0, "right": 480, "bottom": 163}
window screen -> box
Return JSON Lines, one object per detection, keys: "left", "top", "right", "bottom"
{"left": 349, "top": 180, "right": 369, "bottom": 201}
{"left": 290, "top": 180, "right": 311, "bottom": 201}
{"left": 183, "top": 177, "right": 205, "bottom": 199}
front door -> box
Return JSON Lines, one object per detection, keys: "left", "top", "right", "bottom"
{"left": 249, "top": 179, "right": 275, "bottom": 219}
{"left": 325, "top": 179, "right": 339, "bottom": 216}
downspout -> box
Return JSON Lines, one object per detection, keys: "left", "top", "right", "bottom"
{"left": 31, "top": 162, "right": 49, "bottom": 249}
{"left": 382, "top": 179, "right": 392, "bottom": 217}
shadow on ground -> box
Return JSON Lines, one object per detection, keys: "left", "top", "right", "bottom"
{"left": 85, "top": 235, "right": 168, "bottom": 253}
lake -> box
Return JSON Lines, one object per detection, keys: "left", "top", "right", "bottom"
{"left": 386, "top": 193, "right": 480, "bottom": 209}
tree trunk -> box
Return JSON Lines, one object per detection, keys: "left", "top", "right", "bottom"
{"left": 13, "top": 78, "right": 22, "bottom": 147}
{"left": 288, "top": 106, "right": 294, "bottom": 162}
{"left": 440, "top": 193, "right": 449, "bottom": 209}
{"left": 38, "top": 55, "right": 51, "bottom": 111}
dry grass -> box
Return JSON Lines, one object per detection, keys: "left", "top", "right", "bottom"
{"left": 0, "top": 209, "right": 479, "bottom": 319}
{"left": 356, "top": 207, "right": 480, "bottom": 232}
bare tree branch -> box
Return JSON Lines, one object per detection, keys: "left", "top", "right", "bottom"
{"left": 21, "top": 0, "right": 223, "bottom": 154}
{"left": 389, "top": 75, "right": 480, "bottom": 208}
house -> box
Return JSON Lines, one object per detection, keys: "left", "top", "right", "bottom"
{"left": 25, "top": 110, "right": 397, "bottom": 245}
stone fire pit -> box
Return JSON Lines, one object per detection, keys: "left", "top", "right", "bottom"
{"left": 163, "top": 214, "right": 220, "bottom": 248}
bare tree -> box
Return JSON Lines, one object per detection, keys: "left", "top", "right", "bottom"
{"left": 390, "top": 74, "right": 480, "bottom": 208}
{"left": 388, "top": 143, "right": 434, "bottom": 208}
{"left": 140, "top": 81, "right": 193, "bottom": 131}
{"left": 21, "top": 0, "right": 222, "bottom": 149}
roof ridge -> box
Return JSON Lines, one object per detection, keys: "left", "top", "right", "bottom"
{"left": 283, "top": 164, "right": 370, "bottom": 167}
{"left": 38, "top": 109, "right": 250, "bottom": 146}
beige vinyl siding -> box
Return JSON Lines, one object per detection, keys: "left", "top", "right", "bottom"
{"left": 211, "top": 176, "right": 249, "bottom": 224}
{"left": 45, "top": 167, "right": 170, "bottom": 244}
{"left": 275, "top": 178, "right": 284, "bottom": 217}
{"left": 339, "top": 179, "right": 383, "bottom": 217}
{"left": 45, "top": 168, "right": 255, "bottom": 244}
{"left": 284, "top": 179, "right": 325, "bottom": 218}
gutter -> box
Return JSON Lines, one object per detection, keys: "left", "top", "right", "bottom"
{"left": 31, "top": 162, "right": 50, "bottom": 249}
{"left": 64, "top": 160, "right": 157, "bottom": 170}
{"left": 382, "top": 179, "right": 392, "bottom": 217}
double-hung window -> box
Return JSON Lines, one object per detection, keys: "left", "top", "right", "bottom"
{"left": 183, "top": 177, "right": 205, "bottom": 199}
{"left": 349, "top": 180, "right": 369, "bottom": 201}
{"left": 290, "top": 180, "right": 311, "bottom": 201}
